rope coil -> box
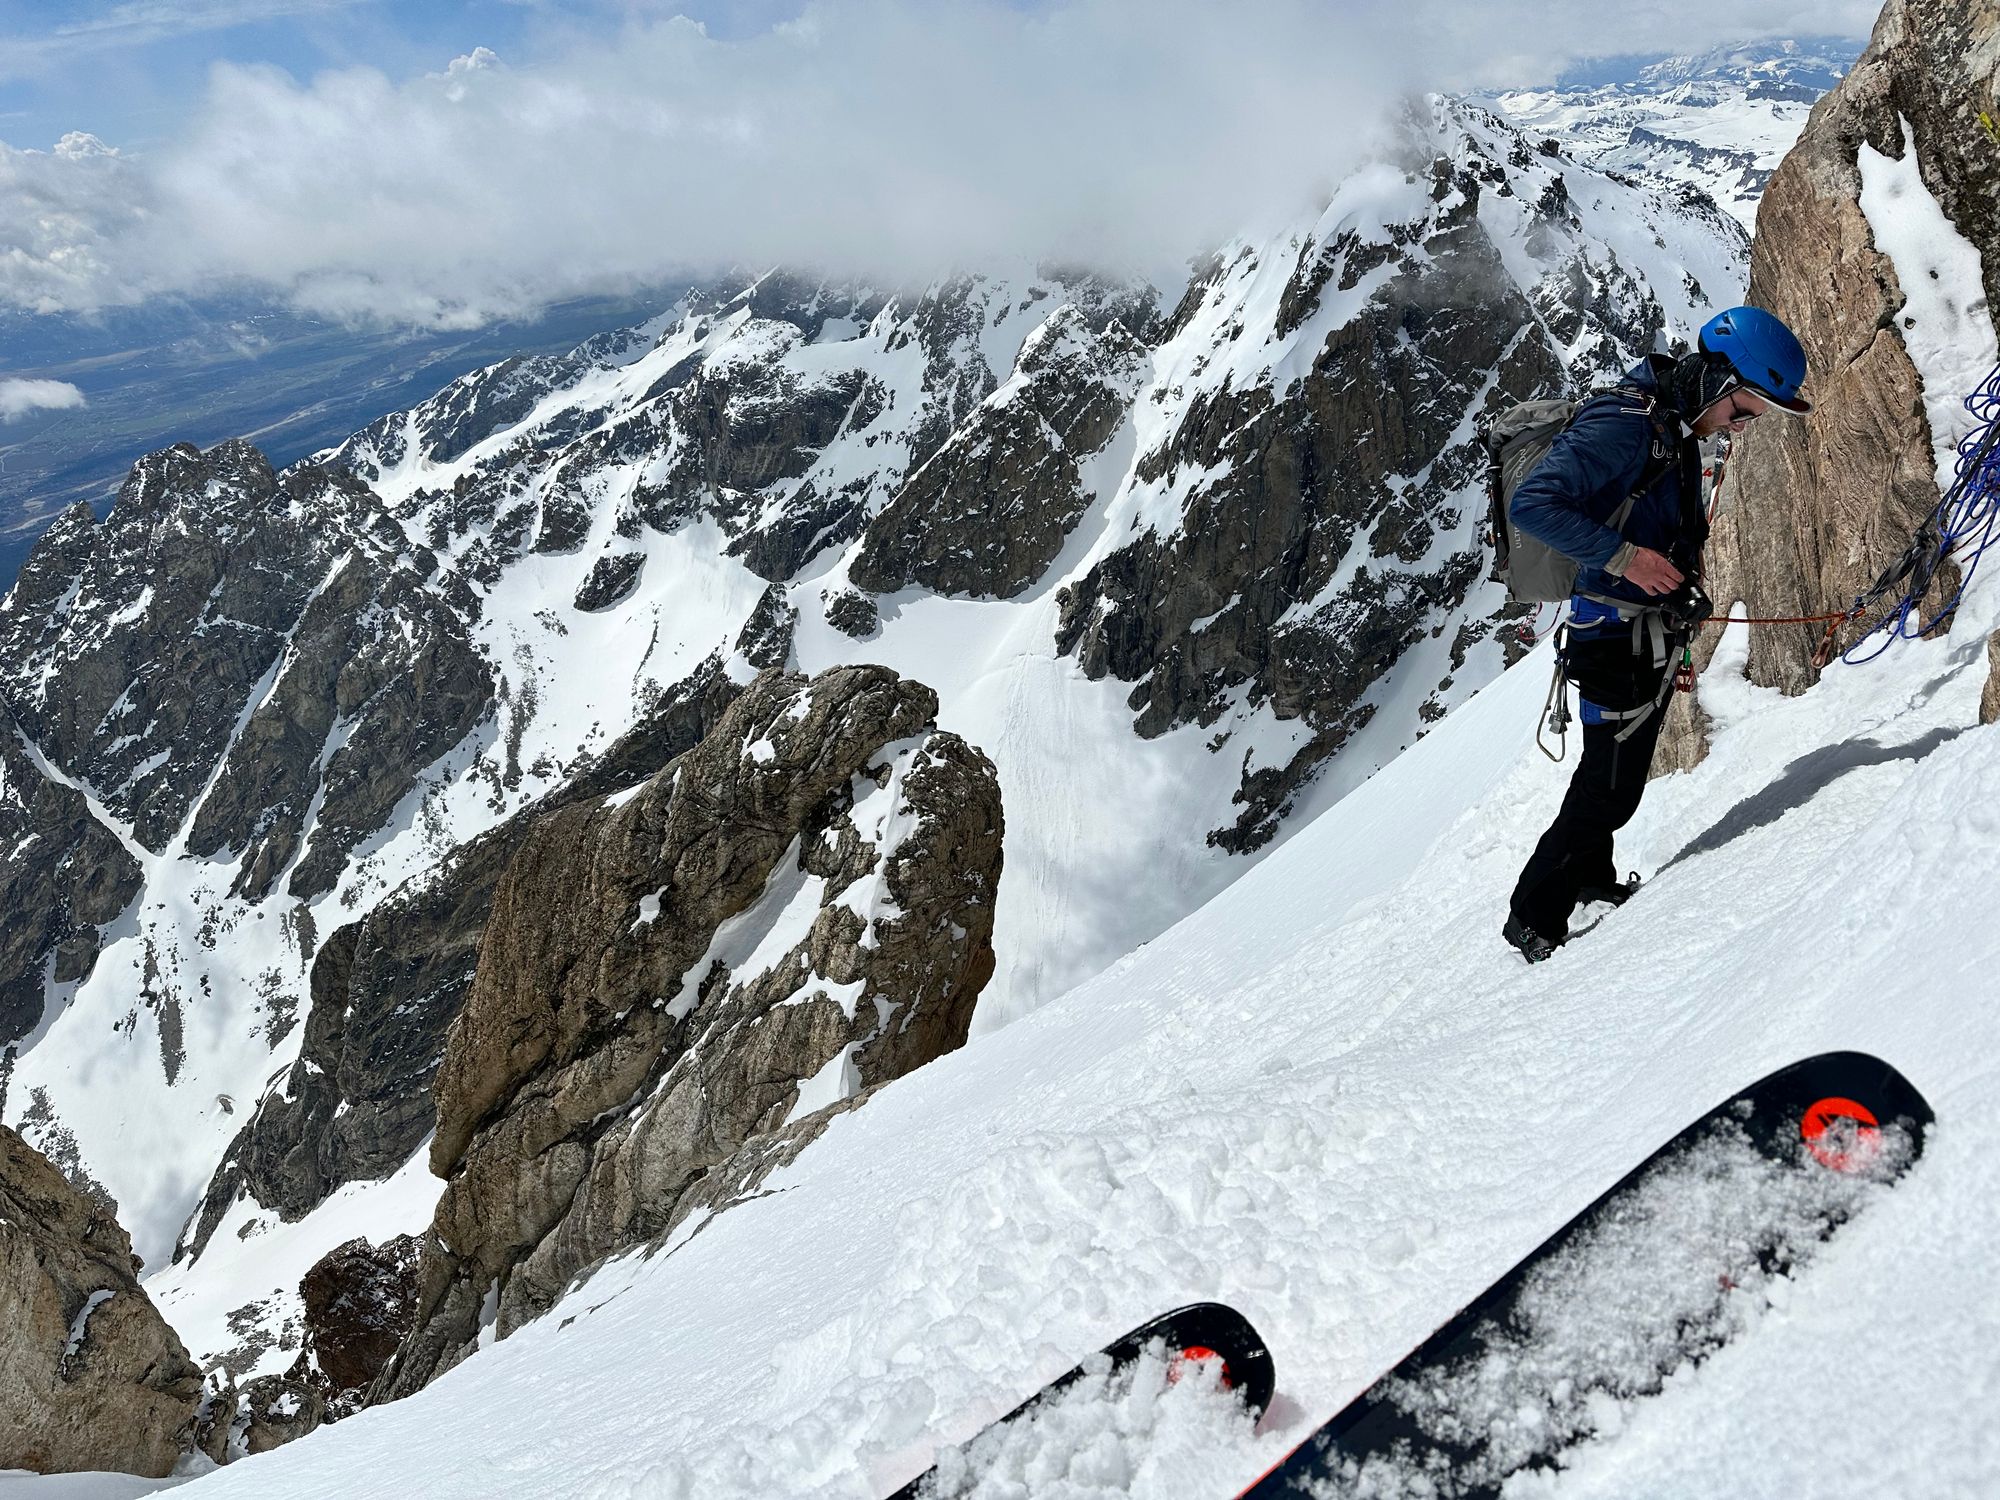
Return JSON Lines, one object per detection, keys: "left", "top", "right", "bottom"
{"left": 1839, "top": 360, "right": 2000, "bottom": 664}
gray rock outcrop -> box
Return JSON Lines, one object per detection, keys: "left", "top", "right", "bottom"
{"left": 187, "top": 1232, "right": 417, "bottom": 1465}
{"left": 180, "top": 659, "right": 747, "bottom": 1258}
{"left": 379, "top": 665, "right": 1002, "bottom": 1396}
{"left": 303, "top": 1234, "right": 421, "bottom": 1399}
{"left": 850, "top": 305, "right": 1147, "bottom": 598}
{"left": 0, "top": 697, "right": 142, "bottom": 1042}
{"left": 0, "top": 439, "right": 494, "bottom": 906}
{"left": 192, "top": 1360, "right": 328, "bottom": 1465}
{"left": 0, "top": 1125, "right": 201, "bottom": 1476}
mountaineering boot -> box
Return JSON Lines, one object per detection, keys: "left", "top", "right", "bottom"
{"left": 1576, "top": 873, "right": 1641, "bottom": 908}
{"left": 1502, "top": 913, "right": 1559, "bottom": 964}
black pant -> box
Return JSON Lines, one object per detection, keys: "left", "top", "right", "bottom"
{"left": 1510, "top": 694, "right": 1667, "bottom": 942}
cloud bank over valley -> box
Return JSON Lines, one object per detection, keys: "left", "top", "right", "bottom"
{"left": 0, "top": 0, "right": 1879, "bottom": 327}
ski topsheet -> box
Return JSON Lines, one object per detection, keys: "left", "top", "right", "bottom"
{"left": 885, "top": 1301, "right": 1274, "bottom": 1499}
{"left": 1238, "top": 1050, "right": 1932, "bottom": 1498}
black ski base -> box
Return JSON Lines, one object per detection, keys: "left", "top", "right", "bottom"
{"left": 1239, "top": 1050, "right": 1932, "bottom": 1498}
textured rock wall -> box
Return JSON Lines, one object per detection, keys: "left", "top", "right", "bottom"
{"left": 1055, "top": 115, "right": 1591, "bottom": 850}
{"left": 302, "top": 1234, "right": 421, "bottom": 1396}
{"left": 1, "top": 445, "right": 360, "bottom": 849}
{"left": 1665, "top": 0, "right": 2000, "bottom": 772}
{"left": 851, "top": 305, "right": 1148, "bottom": 598}
{"left": 180, "top": 657, "right": 747, "bottom": 1258}
{"left": 0, "top": 1126, "right": 200, "bottom": 1476}
{"left": 378, "top": 665, "right": 1002, "bottom": 1396}
{"left": 0, "top": 701, "right": 142, "bottom": 1043}
{"left": 0, "top": 437, "right": 499, "bottom": 923}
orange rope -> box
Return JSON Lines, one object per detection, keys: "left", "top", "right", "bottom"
{"left": 1689, "top": 605, "right": 1870, "bottom": 671}
{"left": 1701, "top": 610, "right": 1853, "bottom": 627}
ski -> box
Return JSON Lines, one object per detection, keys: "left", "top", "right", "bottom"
{"left": 886, "top": 1300, "right": 1274, "bottom": 1499}
{"left": 1238, "top": 1050, "right": 1933, "bottom": 1499}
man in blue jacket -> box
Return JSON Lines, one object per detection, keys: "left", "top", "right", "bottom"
{"left": 1503, "top": 306, "right": 1812, "bottom": 963}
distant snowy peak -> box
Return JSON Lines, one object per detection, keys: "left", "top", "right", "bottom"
{"left": 1492, "top": 37, "right": 1861, "bottom": 232}
{"left": 1605, "top": 38, "right": 1856, "bottom": 100}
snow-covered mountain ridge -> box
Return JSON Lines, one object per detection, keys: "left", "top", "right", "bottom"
{"left": 1493, "top": 38, "right": 1860, "bottom": 231}
{"left": 159, "top": 9, "right": 2000, "bottom": 1470}
{"left": 0, "top": 86, "right": 1741, "bottom": 1303}
{"left": 8, "top": 23, "right": 1969, "bottom": 1485}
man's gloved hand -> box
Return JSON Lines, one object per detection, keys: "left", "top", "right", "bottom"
{"left": 1620, "top": 546, "right": 1685, "bottom": 595}
{"left": 1659, "top": 580, "right": 1716, "bottom": 631}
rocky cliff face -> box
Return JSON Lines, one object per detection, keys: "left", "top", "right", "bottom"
{"left": 1050, "top": 98, "right": 1740, "bottom": 850}
{"left": 0, "top": 82, "right": 1751, "bottom": 1408}
{"left": 381, "top": 665, "right": 1002, "bottom": 1394}
{"left": 1663, "top": 0, "right": 2000, "bottom": 771}
{"left": 0, "top": 443, "right": 489, "bottom": 897}
{"left": 850, "top": 305, "right": 1149, "bottom": 598}
{"left": 0, "top": 693, "right": 141, "bottom": 1044}
{"left": 179, "top": 658, "right": 746, "bottom": 1259}
{"left": 0, "top": 1124, "right": 201, "bottom": 1476}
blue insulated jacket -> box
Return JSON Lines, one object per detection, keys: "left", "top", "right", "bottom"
{"left": 1507, "top": 356, "right": 1696, "bottom": 609}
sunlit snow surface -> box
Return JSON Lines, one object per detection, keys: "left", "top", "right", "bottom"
{"left": 87, "top": 103, "right": 2000, "bottom": 1496}
{"left": 913, "top": 1348, "right": 1257, "bottom": 1500}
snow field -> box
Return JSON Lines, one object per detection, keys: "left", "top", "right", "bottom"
{"left": 1858, "top": 116, "right": 2000, "bottom": 492}
{"left": 153, "top": 515, "right": 2000, "bottom": 1497}
{"left": 914, "top": 1347, "right": 1257, "bottom": 1500}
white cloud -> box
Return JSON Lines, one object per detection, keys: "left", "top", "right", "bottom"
{"left": 0, "top": 0, "right": 1879, "bottom": 327}
{"left": 0, "top": 134, "right": 155, "bottom": 313}
{"left": 0, "top": 377, "right": 88, "bottom": 421}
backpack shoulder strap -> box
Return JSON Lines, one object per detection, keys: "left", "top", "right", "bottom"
{"left": 1583, "top": 384, "right": 1674, "bottom": 536}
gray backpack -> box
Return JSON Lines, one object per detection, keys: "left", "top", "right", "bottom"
{"left": 1482, "top": 388, "right": 1667, "bottom": 604}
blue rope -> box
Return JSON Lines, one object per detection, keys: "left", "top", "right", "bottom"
{"left": 1843, "top": 360, "right": 2000, "bottom": 664}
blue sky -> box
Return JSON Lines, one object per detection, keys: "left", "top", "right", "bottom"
{"left": 0, "top": 1, "right": 812, "bottom": 149}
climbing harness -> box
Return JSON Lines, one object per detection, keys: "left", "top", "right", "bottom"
{"left": 1536, "top": 640, "right": 1572, "bottom": 763}
{"left": 1527, "top": 360, "right": 2000, "bottom": 758}
{"left": 1535, "top": 596, "right": 1697, "bottom": 763}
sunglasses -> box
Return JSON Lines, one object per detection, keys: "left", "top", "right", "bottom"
{"left": 1721, "top": 389, "right": 1769, "bottom": 426}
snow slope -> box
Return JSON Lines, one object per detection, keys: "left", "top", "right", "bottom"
{"left": 120, "top": 124, "right": 2000, "bottom": 1491}
{"left": 135, "top": 441, "right": 2000, "bottom": 1497}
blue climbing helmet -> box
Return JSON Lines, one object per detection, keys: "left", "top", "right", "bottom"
{"left": 1698, "top": 305, "right": 1812, "bottom": 414}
